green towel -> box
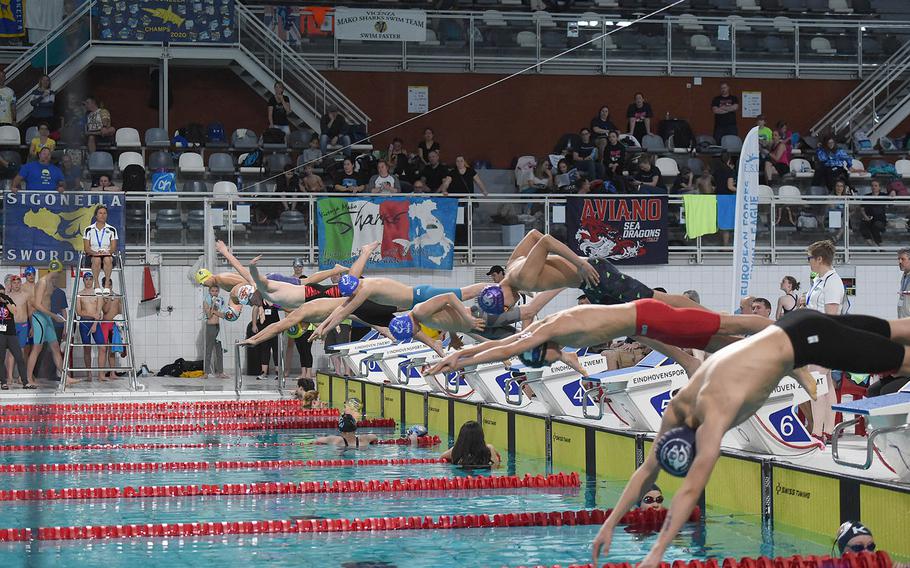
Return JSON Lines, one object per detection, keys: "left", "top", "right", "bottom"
{"left": 682, "top": 195, "right": 718, "bottom": 239}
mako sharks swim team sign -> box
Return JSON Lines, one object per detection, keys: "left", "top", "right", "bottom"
{"left": 98, "top": 0, "right": 235, "bottom": 43}
{"left": 3, "top": 192, "right": 125, "bottom": 265}
{"left": 334, "top": 8, "right": 426, "bottom": 42}
{"left": 316, "top": 197, "right": 456, "bottom": 270}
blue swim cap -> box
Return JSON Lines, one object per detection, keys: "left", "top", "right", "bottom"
{"left": 389, "top": 314, "right": 414, "bottom": 342}
{"left": 338, "top": 274, "right": 360, "bottom": 297}
{"left": 23, "top": 266, "right": 36, "bottom": 276}
{"left": 655, "top": 426, "right": 697, "bottom": 477}
{"left": 338, "top": 413, "right": 357, "bottom": 433}
{"left": 477, "top": 285, "right": 505, "bottom": 315}
{"left": 518, "top": 343, "right": 547, "bottom": 368}
{"left": 407, "top": 425, "right": 428, "bottom": 438}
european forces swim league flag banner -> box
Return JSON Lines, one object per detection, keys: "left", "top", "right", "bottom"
{"left": 731, "top": 126, "right": 761, "bottom": 312}
{"left": 2, "top": 192, "right": 125, "bottom": 265}
{"left": 98, "top": 0, "right": 235, "bottom": 43}
{"left": 316, "top": 197, "right": 456, "bottom": 270}
{"left": 333, "top": 8, "right": 426, "bottom": 42}
{"left": 0, "top": 1, "right": 24, "bottom": 38}
{"left": 566, "top": 196, "right": 668, "bottom": 265}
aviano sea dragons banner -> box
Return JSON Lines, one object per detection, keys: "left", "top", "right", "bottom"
{"left": 3, "top": 192, "right": 125, "bottom": 265}
{"left": 566, "top": 196, "right": 668, "bottom": 265}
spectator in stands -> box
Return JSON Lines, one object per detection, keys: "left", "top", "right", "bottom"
{"left": 834, "top": 522, "right": 876, "bottom": 556}
{"left": 554, "top": 158, "right": 577, "bottom": 192}
{"left": 28, "top": 122, "right": 55, "bottom": 159}
{"left": 61, "top": 152, "right": 82, "bottom": 191}
{"left": 626, "top": 92, "right": 652, "bottom": 144}
{"left": 60, "top": 92, "right": 84, "bottom": 144}
{"left": 713, "top": 152, "right": 737, "bottom": 195}
{"left": 695, "top": 174, "right": 715, "bottom": 195}
{"left": 776, "top": 275, "right": 800, "bottom": 319}
{"left": 0, "top": 69, "right": 15, "bottom": 127}
{"left": 639, "top": 485, "right": 664, "bottom": 511}
{"left": 575, "top": 178, "right": 592, "bottom": 195}
{"left": 590, "top": 105, "right": 617, "bottom": 157}
{"left": 414, "top": 149, "right": 451, "bottom": 193}
{"left": 28, "top": 75, "right": 56, "bottom": 131}
{"left": 369, "top": 159, "right": 401, "bottom": 194}
{"left": 11, "top": 147, "right": 64, "bottom": 192}
{"left": 829, "top": 179, "right": 853, "bottom": 242}
{"left": 83, "top": 96, "right": 114, "bottom": 153}
{"left": 776, "top": 120, "right": 792, "bottom": 143}
{"left": 750, "top": 297, "right": 773, "bottom": 319}
{"left": 603, "top": 130, "right": 625, "bottom": 179}
{"left": 447, "top": 155, "right": 488, "bottom": 196}
{"left": 859, "top": 179, "right": 887, "bottom": 248}
{"left": 571, "top": 128, "right": 602, "bottom": 181}
{"left": 267, "top": 81, "right": 291, "bottom": 138}
{"left": 763, "top": 130, "right": 791, "bottom": 183}
{"left": 331, "top": 157, "right": 366, "bottom": 193}
{"left": 814, "top": 135, "right": 851, "bottom": 192}
{"left": 301, "top": 135, "right": 322, "bottom": 166}
{"left": 711, "top": 82, "right": 739, "bottom": 143}
{"left": 299, "top": 163, "right": 324, "bottom": 194}
{"left": 755, "top": 115, "right": 773, "bottom": 146}
{"left": 90, "top": 174, "right": 120, "bottom": 192}
{"left": 417, "top": 127, "right": 440, "bottom": 165}
{"left": 388, "top": 137, "right": 409, "bottom": 172}
{"left": 670, "top": 166, "right": 694, "bottom": 194}
{"left": 319, "top": 106, "right": 350, "bottom": 157}
{"left": 629, "top": 154, "right": 663, "bottom": 194}
{"left": 276, "top": 169, "right": 303, "bottom": 213}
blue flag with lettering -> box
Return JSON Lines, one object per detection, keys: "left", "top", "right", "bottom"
{"left": 0, "top": 1, "right": 24, "bottom": 38}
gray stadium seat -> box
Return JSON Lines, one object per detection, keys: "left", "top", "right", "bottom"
{"left": 231, "top": 129, "right": 259, "bottom": 150}
{"left": 721, "top": 135, "right": 744, "bottom": 153}
{"left": 208, "top": 152, "right": 235, "bottom": 176}
{"left": 145, "top": 128, "right": 170, "bottom": 149}
{"left": 266, "top": 153, "right": 292, "bottom": 175}
{"left": 288, "top": 129, "right": 315, "bottom": 150}
{"left": 642, "top": 134, "right": 668, "bottom": 153}
{"left": 87, "top": 151, "right": 114, "bottom": 175}
{"left": 154, "top": 209, "right": 183, "bottom": 243}
{"left": 148, "top": 150, "right": 174, "bottom": 171}
{"left": 183, "top": 180, "right": 209, "bottom": 193}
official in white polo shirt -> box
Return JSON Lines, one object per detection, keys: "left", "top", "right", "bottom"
{"left": 82, "top": 204, "right": 118, "bottom": 296}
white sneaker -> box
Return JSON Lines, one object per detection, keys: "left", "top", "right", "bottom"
{"left": 256, "top": 374, "right": 268, "bottom": 381}
{"left": 94, "top": 288, "right": 103, "bottom": 296}
{"left": 102, "top": 288, "right": 111, "bottom": 296}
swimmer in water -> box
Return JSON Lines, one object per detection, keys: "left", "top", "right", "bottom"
{"left": 440, "top": 420, "right": 501, "bottom": 467}
{"left": 312, "top": 413, "right": 378, "bottom": 448}
{"left": 591, "top": 310, "right": 910, "bottom": 568}
{"left": 427, "top": 298, "right": 772, "bottom": 377}
{"left": 473, "top": 229, "right": 703, "bottom": 317}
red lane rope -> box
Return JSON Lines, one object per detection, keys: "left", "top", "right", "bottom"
{"left": 0, "top": 436, "right": 440, "bottom": 453}
{"left": 0, "top": 472, "right": 579, "bottom": 502}
{"left": 0, "top": 417, "right": 396, "bottom": 436}
{"left": 0, "top": 400, "right": 305, "bottom": 414}
{"left": 6, "top": 504, "right": 698, "bottom": 542}
{"left": 0, "top": 457, "right": 447, "bottom": 474}
{"left": 0, "top": 410, "right": 338, "bottom": 422}
{"left": 506, "top": 552, "right": 892, "bottom": 568}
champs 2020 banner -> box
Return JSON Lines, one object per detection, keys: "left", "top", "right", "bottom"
{"left": 316, "top": 197, "right": 456, "bottom": 270}
{"left": 98, "top": 0, "right": 235, "bottom": 43}
{"left": 3, "top": 192, "right": 125, "bottom": 265}
{"left": 566, "top": 196, "right": 668, "bottom": 265}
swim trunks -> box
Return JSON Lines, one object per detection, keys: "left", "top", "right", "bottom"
{"left": 304, "top": 284, "right": 342, "bottom": 301}
{"left": 581, "top": 258, "right": 654, "bottom": 305}
{"left": 351, "top": 300, "right": 397, "bottom": 327}
{"left": 411, "top": 285, "right": 462, "bottom": 308}
{"left": 634, "top": 299, "right": 720, "bottom": 350}
{"left": 78, "top": 319, "right": 105, "bottom": 345}
{"left": 31, "top": 312, "right": 57, "bottom": 344}
{"left": 775, "top": 310, "right": 904, "bottom": 373}
{"left": 15, "top": 322, "right": 30, "bottom": 348}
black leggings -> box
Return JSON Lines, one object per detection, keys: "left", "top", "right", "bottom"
{"left": 775, "top": 310, "right": 905, "bottom": 373}
{"left": 294, "top": 329, "right": 313, "bottom": 368}
{"left": 0, "top": 335, "right": 28, "bottom": 385}
{"left": 866, "top": 375, "right": 909, "bottom": 397}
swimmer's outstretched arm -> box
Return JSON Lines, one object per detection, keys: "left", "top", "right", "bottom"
{"left": 311, "top": 281, "right": 375, "bottom": 341}
{"left": 299, "top": 265, "right": 348, "bottom": 286}
{"left": 446, "top": 326, "right": 553, "bottom": 370}
{"left": 518, "top": 288, "right": 563, "bottom": 330}
{"left": 633, "top": 337, "right": 702, "bottom": 377}
{"left": 427, "top": 320, "right": 549, "bottom": 374}
{"left": 413, "top": 293, "right": 482, "bottom": 334}
{"left": 215, "top": 240, "right": 254, "bottom": 284}
{"left": 239, "top": 307, "right": 305, "bottom": 345}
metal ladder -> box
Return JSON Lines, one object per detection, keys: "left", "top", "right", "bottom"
{"left": 59, "top": 252, "right": 139, "bottom": 392}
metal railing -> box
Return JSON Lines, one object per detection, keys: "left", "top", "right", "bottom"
{"left": 56, "top": 191, "right": 910, "bottom": 266}
{"left": 245, "top": 6, "right": 910, "bottom": 80}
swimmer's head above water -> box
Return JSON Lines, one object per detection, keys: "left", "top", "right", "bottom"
{"left": 654, "top": 425, "right": 697, "bottom": 477}
{"left": 338, "top": 413, "right": 358, "bottom": 433}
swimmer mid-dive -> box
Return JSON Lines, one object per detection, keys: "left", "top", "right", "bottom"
{"left": 474, "top": 229, "right": 703, "bottom": 316}
{"left": 591, "top": 309, "right": 910, "bottom": 568}
{"left": 427, "top": 299, "right": 772, "bottom": 376}
{"left": 310, "top": 273, "right": 490, "bottom": 342}
{"left": 312, "top": 413, "right": 378, "bottom": 448}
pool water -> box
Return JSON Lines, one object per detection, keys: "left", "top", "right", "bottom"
{"left": 0, "top": 429, "right": 831, "bottom": 567}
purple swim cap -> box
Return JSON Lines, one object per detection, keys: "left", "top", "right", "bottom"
{"left": 477, "top": 285, "right": 505, "bottom": 315}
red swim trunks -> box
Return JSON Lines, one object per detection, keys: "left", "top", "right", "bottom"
{"left": 633, "top": 299, "right": 721, "bottom": 350}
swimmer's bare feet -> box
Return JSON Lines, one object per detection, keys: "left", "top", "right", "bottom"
{"left": 362, "top": 241, "right": 380, "bottom": 254}
{"left": 250, "top": 255, "right": 262, "bottom": 266}
{"left": 64, "top": 376, "right": 81, "bottom": 386}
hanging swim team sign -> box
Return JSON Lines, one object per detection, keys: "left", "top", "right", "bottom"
{"left": 98, "top": 0, "right": 235, "bottom": 43}
{"left": 316, "top": 197, "right": 456, "bottom": 270}
{"left": 334, "top": 8, "right": 426, "bottom": 42}
{"left": 566, "top": 196, "right": 669, "bottom": 265}
{"left": 3, "top": 192, "right": 125, "bottom": 265}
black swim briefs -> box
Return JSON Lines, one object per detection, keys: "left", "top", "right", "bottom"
{"left": 580, "top": 258, "right": 654, "bottom": 305}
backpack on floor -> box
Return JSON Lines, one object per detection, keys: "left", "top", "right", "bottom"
{"left": 121, "top": 164, "right": 146, "bottom": 192}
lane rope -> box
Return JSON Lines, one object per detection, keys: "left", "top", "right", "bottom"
{"left": 0, "top": 417, "right": 396, "bottom": 436}
{"left": 507, "top": 552, "right": 892, "bottom": 568}
{"left": 0, "top": 457, "right": 447, "bottom": 474}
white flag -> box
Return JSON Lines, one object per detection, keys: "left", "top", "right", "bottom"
{"left": 731, "top": 126, "right": 761, "bottom": 312}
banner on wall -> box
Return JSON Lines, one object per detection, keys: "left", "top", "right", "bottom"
{"left": 3, "top": 192, "right": 125, "bottom": 265}
{"left": 98, "top": 0, "right": 235, "bottom": 43}
{"left": 334, "top": 8, "right": 426, "bottom": 42}
{"left": 316, "top": 196, "right": 456, "bottom": 270}
{"left": 0, "top": 1, "right": 24, "bottom": 38}
{"left": 731, "top": 126, "right": 761, "bottom": 311}
{"left": 566, "top": 196, "right": 668, "bottom": 265}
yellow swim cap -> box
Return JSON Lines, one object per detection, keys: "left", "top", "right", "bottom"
{"left": 48, "top": 259, "right": 63, "bottom": 273}
{"left": 195, "top": 268, "right": 213, "bottom": 285}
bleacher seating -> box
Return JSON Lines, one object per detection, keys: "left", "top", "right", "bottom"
{"left": 144, "top": 128, "right": 170, "bottom": 149}
{"left": 88, "top": 151, "right": 114, "bottom": 176}
{"left": 115, "top": 128, "right": 142, "bottom": 148}
{"left": 178, "top": 152, "right": 205, "bottom": 175}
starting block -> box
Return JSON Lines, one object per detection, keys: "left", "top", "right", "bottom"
{"left": 408, "top": 351, "right": 486, "bottom": 402}
{"left": 585, "top": 350, "right": 688, "bottom": 432}
{"left": 724, "top": 372, "right": 828, "bottom": 455}
{"left": 832, "top": 382, "right": 910, "bottom": 480}
{"left": 460, "top": 361, "right": 551, "bottom": 413}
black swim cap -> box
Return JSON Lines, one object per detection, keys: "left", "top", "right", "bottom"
{"left": 338, "top": 413, "right": 357, "bottom": 433}
{"left": 655, "top": 426, "right": 697, "bottom": 477}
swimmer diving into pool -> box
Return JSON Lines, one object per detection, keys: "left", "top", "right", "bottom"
{"left": 473, "top": 229, "right": 703, "bottom": 316}
{"left": 591, "top": 309, "right": 910, "bottom": 568}
{"left": 426, "top": 299, "right": 771, "bottom": 376}
{"left": 238, "top": 298, "right": 396, "bottom": 346}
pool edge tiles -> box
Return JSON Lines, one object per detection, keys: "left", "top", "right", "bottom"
{"left": 860, "top": 484, "right": 910, "bottom": 558}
